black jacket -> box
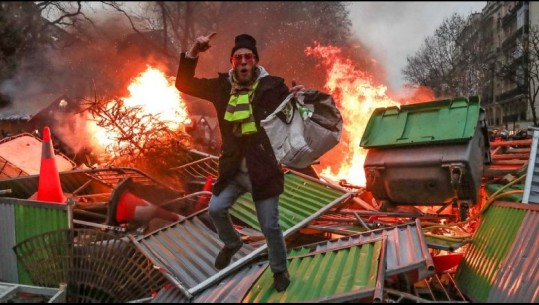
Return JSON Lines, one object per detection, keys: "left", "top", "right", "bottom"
{"left": 176, "top": 53, "right": 289, "bottom": 201}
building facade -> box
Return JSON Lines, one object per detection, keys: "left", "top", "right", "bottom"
{"left": 479, "top": 1, "right": 534, "bottom": 131}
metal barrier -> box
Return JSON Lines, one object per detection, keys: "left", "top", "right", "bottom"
{"left": 13, "top": 229, "right": 167, "bottom": 303}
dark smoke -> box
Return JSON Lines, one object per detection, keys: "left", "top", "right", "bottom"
{"left": 0, "top": 2, "right": 395, "bottom": 161}
{"left": 0, "top": 92, "right": 11, "bottom": 108}
{"left": 1, "top": 2, "right": 387, "bottom": 114}
{"left": 192, "top": 2, "right": 385, "bottom": 90}
{"left": 0, "top": 12, "right": 174, "bottom": 116}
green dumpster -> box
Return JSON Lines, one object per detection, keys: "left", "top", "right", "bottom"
{"left": 361, "top": 96, "right": 491, "bottom": 205}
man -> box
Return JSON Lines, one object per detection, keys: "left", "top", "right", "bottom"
{"left": 176, "top": 33, "right": 303, "bottom": 292}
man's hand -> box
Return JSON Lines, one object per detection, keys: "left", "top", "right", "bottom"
{"left": 290, "top": 80, "right": 305, "bottom": 98}
{"left": 187, "top": 32, "right": 217, "bottom": 58}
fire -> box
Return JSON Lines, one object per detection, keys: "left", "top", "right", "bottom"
{"left": 123, "top": 67, "right": 190, "bottom": 129}
{"left": 305, "top": 44, "right": 399, "bottom": 186}
{"left": 89, "top": 66, "right": 191, "bottom": 156}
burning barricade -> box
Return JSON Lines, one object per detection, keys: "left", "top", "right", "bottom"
{"left": 1, "top": 41, "right": 537, "bottom": 304}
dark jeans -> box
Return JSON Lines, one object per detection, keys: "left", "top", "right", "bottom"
{"left": 208, "top": 171, "right": 287, "bottom": 273}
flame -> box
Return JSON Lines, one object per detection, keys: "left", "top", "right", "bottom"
{"left": 305, "top": 44, "right": 399, "bottom": 186}
{"left": 89, "top": 66, "right": 191, "bottom": 156}
{"left": 124, "top": 67, "right": 190, "bottom": 129}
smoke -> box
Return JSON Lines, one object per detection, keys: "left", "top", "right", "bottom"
{"left": 0, "top": 11, "right": 173, "bottom": 116}
{"left": 193, "top": 2, "right": 385, "bottom": 90}
{"left": 50, "top": 108, "right": 94, "bottom": 156}
{"left": 391, "top": 85, "right": 436, "bottom": 105}
{"left": 0, "top": 2, "right": 439, "bottom": 169}
{"left": 1, "top": 2, "right": 396, "bottom": 116}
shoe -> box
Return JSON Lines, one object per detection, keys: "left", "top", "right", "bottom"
{"left": 273, "top": 270, "right": 290, "bottom": 292}
{"left": 215, "top": 242, "right": 243, "bottom": 270}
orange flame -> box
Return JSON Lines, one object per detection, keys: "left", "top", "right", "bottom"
{"left": 305, "top": 44, "right": 399, "bottom": 186}
{"left": 124, "top": 67, "right": 190, "bottom": 129}
{"left": 89, "top": 66, "right": 191, "bottom": 156}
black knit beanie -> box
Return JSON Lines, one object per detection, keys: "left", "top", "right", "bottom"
{"left": 230, "top": 34, "right": 259, "bottom": 61}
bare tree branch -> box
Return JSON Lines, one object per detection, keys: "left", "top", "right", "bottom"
{"left": 402, "top": 13, "right": 487, "bottom": 97}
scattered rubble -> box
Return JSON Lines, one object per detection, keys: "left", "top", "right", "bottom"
{"left": 0, "top": 102, "right": 537, "bottom": 303}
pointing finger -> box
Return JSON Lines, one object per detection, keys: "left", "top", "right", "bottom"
{"left": 207, "top": 32, "right": 217, "bottom": 40}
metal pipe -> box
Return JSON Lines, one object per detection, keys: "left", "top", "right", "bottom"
{"left": 49, "top": 283, "right": 67, "bottom": 303}
{"left": 415, "top": 218, "right": 435, "bottom": 272}
{"left": 492, "top": 159, "right": 527, "bottom": 165}
{"left": 72, "top": 208, "right": 107, "bottom": 220}
{"left": 336, "top": 210, "right": 424, "bottom": 217}
{"left": 490, "top": 146, "right": 502, "bottom": 155}
{"left": 314, "top": 288, "right": 377, "bottom": 303}
{"left": 187, "top": 191, "right": 355, "bottom": 296}
{"left": 158, "top": 191, "right": 213, "bottom": 207}
{"left": 317, "top": 216, "right": 358, "bottom": 223}
{"left": 351, "top": 197, "right": 377, "bottom": 211}
{"left": 384, "top": 288, "right": 435, "bottom": 303}
{"left": 435, "top": 202, "right": 452, "bottom": 214}
{"left": 0, "top": 189, "right": 12, "bottom": 195}
{"left": 353, "top": 212, "right": 371, "bottom": 230}
{"left": 75, "top": 193, "right": 113, "bottom": 198}
{"left": 73, "top": 219, "right": 126, "bottom": 233}
{"left": 134, "top": 209, "right": 211, "bottom": 241}
{"left": 127, "top": 234, "right": 193, "bottom": 299}
{"left": 445, "top": 272, "right": 467, "bottom": 301}
{"left": 306, "top": 225, "right": 359, "bottom": 236}
{"left": 489, "top": 139, "right": 532, "bottom": 147}
{"left": 423, "top": 278, "right": 436, "bottom": 300}
{"left": 168, "top": 156, "right": 216, "bottom": 171}
{"left": 67, "top": 198, "right": 74, "bottom": 230}
{"left": 506, "top": 148, "right": 530, "bottom": 153}
{"left": 330, "top": 209, "right": 459, "bottom": 220}
{"left": 288, "top": 169, "right": 360, "bottom": 193}
{"left": 127, "top": 296, "right": 154, "bottom": 303}
{"left": 373, "top": 236, "right": 387, "bottom": 303}
{"left": 0, "top": 286, "right": 18, "bottom": 301}
{"left": 491, "top": 153, "right": 529, "bottom": 160}
{"left": 434, "top": 274, "right": 451, "bottom": 300}
{"left": 186, "top": 149, "right": 219, "bottom": 159}
{"left": 72, "top": 180, "right": 92, "bottom": 196}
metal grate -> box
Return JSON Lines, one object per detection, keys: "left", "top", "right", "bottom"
{"left": 168, "top": 150, "right": 218, "bottom": 192}
{"left": 13, "top": 229, "right": 167, "bottom": 303}
{"left": 0, "top": 281, "right": 66, "bottom": 303}
{"left": 84, "top": 167, "right": 160, "bottom": 188}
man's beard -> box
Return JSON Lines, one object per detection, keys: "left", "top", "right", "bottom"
{"left": 234, "top": 66, "right": 258, "bottom": 85}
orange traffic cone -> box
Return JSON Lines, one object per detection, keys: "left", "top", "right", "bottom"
{"left": 194, "top": 175, "right": 213, "bottom": 211}
{"left": 36, "top": 127, "right": 66, "bottom": 204}
{"left": 108, "top": 178, "right": 181, "bottom": 225}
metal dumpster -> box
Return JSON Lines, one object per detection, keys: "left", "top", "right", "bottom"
{"left": 361, "top": 96, "right": 490, "bottom": 205}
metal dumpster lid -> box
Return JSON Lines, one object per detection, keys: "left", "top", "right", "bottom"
{"left": 360, "top": 96, "right": 481, "bottom": 148}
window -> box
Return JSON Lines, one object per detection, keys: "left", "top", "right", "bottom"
{"left": 517, "top": 5, "right": 528, "bottom": 29}
{"left": 516, "top": 65, "right": 525, "bottom": 86}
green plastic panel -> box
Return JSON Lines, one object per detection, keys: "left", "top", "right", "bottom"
{"left": 485, "top": 183, "right": 523, "bottom": 202}
{"left": 15, "top": 204, "right": 68, "bottom": 285}
{"left": 360, "top": 96, "right": 480, "bottom": 148}
{"left": 242, "top": 240, "right": 382, "bottom": 302}
{"left": 287, "top": 247, "right": 312, "bottom": 257}
{"left": 230, "top": 172, "right": 346, "bottom": 232}
{"left": 425, "top": 234, "right": 469, "bottom": 251}
{"left": 455, "top": 204, "right": 526, "bottom": 302}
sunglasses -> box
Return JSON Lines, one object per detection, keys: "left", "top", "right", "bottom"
{"left": 231, "top": 53, "right": 255, "bottom": 65}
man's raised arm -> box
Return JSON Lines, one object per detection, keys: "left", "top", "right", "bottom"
{"left": 175, "top": 32, "right": 219, "bottom": 102}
